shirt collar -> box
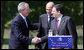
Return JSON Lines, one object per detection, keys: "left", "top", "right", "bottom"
{"left": 47, "top": 14, "right": 53, "bottom": 18}
{"left": 57, "top": 14, "right": 63, "bottom": 21}
{"left": 19, "top": 13, "right": 26, "bottom": 20}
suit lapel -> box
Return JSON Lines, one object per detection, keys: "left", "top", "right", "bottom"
{"left": 45, "top": 14, "right": 48, "bottom": 28}
{"left": 19, "top": 14, "right": 27, "bottom": 28}
{"left": 58, "top": 15, "right": 65, "bottom": 34}
{"left": 46, "top": 14, "right": 48, "bottom": 26}
{"left": 53, "top": 19, "right": 58, "bottom": 34}
{"left": 43, "top": 14, "right": 48, "bottom": 35}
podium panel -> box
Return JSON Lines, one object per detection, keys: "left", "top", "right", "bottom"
{"left": 48, "top": 35, "right": 72, "bottom": 49}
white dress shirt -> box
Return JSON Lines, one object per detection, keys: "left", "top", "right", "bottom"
{"left": 57, "top": 14, "right": 63, "bottom": 28}
{"left": 48, "top": 15, "right": 50, "bottom": 22}
{"left": 48, "top": 15, "right": 53, "bottom": 22}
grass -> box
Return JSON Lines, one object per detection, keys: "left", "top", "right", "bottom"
{"left": 2, "top": 27, "right": 83, "bottom": 49}
{"left": 2, "top": 35, "right": 83, "bottom": 49}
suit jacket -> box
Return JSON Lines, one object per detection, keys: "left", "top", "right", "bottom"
{"left": 9, "top": 14, "right": 38, "bottom": 49}
{"left": 36, "top": 14, "right": 54, "bottom": 49}
{"left": 50, "top": 15, "right": 78, "bottom": 49}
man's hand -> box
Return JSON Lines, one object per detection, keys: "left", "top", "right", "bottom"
{"left": 32, "top": 37, "right": 41, "bottom": 44}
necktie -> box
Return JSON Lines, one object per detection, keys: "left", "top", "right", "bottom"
{"left": 56, "top": 19, "right": 59, "bottom": 31}
{"left": 48, "top": 16, "right": 51, "bottom": 29}
{"left": 49, "top": 16, "right": 51, "bottom": 24}
{"left": 24, "top": 17, "right": 28, "bottom": 28}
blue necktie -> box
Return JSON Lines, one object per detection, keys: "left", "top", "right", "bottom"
{"left": 48, "top": 16, "right": 52, "bottom": 29}
{"left": 24, "top": 17, "right": 28, "bottom": 28}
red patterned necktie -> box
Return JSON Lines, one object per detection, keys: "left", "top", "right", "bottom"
{"left": 56, "top": 19, "right": 61, "bottom": 49}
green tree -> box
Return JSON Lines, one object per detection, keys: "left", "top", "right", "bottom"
{"left": 3, "top": 1, "right": 83, "bottom": 29}
{"left": 1, "top": 1, "right": 6, "bottom": 48}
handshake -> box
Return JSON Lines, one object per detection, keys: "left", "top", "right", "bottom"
{"left": 32, "top": 37, "right": 41, "bottom": 44}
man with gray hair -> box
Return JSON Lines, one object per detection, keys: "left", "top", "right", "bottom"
{"left": 35, "top": 1, "right": 54, "bottom": 49}
{"left": 9, "top": 2, "right": 39, "bottom": 49}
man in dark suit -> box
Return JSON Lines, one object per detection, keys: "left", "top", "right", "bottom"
{"left": 50, "top": 4, "right": 78, "bottom": 49}
{"left": 35, "top": 2, "right": 54, "bottom": 49}
{"left": 9, "top": 2, "right": 39, "bottom": 49}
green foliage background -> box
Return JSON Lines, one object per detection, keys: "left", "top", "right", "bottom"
{"left": 2, "top": 1, "right": 83, "bottom": 29}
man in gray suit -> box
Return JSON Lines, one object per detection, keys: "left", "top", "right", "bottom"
{"left": 50, "top": 4, "right": 78, "bottom": 49}
{"left": 35, "top": 2, "right": 54, "bottom": 49}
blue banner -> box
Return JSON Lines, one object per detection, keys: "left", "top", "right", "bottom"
{"left": 48, "top": 36, "right": 72, "bottom": 48}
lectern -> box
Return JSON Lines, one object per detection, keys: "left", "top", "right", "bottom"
{"left": 48, "top": 35, "right": 72, "bottom": 49}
